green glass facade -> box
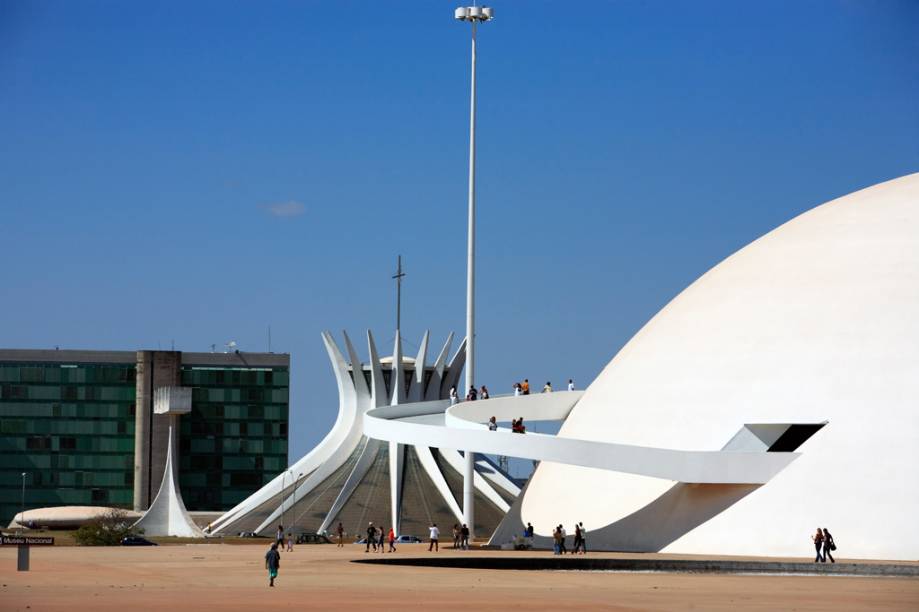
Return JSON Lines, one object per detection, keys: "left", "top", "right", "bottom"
{"left": 0, "top": 351, "right": 290, "bottom": 526}
{"left": 0, "top": 362, "right": 137, "bottom": 524}
{"left": 178, "top": 366, "right": 289, "bottom": 510}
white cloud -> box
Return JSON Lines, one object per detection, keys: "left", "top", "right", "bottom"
{"left": 263, "top": 200, "right": 305, "bottom": 218}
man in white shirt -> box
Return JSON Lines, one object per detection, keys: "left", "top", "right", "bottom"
{"left": 567, "top": 379, "right": 574, "bottom": 391}
{"left": 428, "top": 523, "right": 440, "bottom": 552}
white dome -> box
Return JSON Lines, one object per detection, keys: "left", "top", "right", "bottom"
{"left": 522, "top": 173, "right": 919, "bottom": 559}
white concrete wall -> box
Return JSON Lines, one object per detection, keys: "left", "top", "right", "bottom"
{"left": 523, "top": 173, "right": 919, "bottom": 559}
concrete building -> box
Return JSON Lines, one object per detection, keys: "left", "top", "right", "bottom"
{"left": 0, "top": 349, "right": 289, "bottom": 526}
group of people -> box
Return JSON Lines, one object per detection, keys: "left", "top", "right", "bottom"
{"left": 513, "top": 378, "right": 575, "bottom": 396}
{"left": 265, "top": 524, "right": 293, "bottom": 587}
{"left": 449, "top": 378, "right": 576, "bottom": 406}
{"left": 450, "top": 523, "right": 472, "bottom": 550}
{"left": 274, "top": 525, "right": 294, "bottom": 552}
{"left": 552, "top": 522, "right": 587, "bottom": 555}
{"left": 450, "top": 384, "right": 490, "bottom": 404}
{"left": 811, "top": 527, "right": 837, "bottom": 563}
{"left": 364, "top": 521, "right": 397, "bottom": 553}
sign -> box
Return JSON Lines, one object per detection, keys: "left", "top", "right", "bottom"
{"left": 1, "top": 535, "right": 55, "bottom": 546}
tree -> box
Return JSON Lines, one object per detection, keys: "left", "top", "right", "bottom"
{"left": 74, "top": 508, "right": 142, "bottom": 546}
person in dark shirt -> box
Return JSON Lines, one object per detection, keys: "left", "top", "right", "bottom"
{"left": 265, "top": 543, "right": 281, "bottom": 587}
{"left": 460, "top": 523, "right": 470, "bottom": 550}
{"left": 366, "top": 522, "right": 376, "bottom": 552}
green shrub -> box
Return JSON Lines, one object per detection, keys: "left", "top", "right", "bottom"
{"left": 73, "top": 508, "right": 142, "bottom": 546}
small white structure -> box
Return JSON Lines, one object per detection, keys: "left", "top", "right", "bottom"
{"left": 133, "top": 387, "right": 203, "bottom": 537}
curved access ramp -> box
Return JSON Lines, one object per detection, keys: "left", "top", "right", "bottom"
{"left": 363, "top": 392, "right": 816, "bottom": 485}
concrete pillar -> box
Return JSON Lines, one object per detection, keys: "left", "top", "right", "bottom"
{"left": 133, "top": 351, "right": 152, "bottom": 511}
{"left": 149, "top": 352, "right": 182, "bottom": 507}
{"left": 133, "top": 350, "right": 182, "bottom": 511}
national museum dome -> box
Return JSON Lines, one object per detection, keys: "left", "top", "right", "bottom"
{"left": 522, "top": 173, "right": 919, "bottom": 559}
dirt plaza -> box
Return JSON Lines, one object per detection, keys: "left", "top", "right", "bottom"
{"left": 2, "top": 543, "right": 918, "bottom": 611}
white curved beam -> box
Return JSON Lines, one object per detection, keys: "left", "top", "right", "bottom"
{"left": 343, "top": 330, "right": 370, "bottom": 400}
{"left": 474, "top": 454, "right": 521, "bottom": 498}
{"left": 364, "top": 394, "right": 800, "bottom": 485}
{"left": 441, "top": 337, "right": 467, "bottom": 398}
{"left": 414, "top": 445, "right": 464, "bottom": 523}
{"left": 439, "top": 448, "right": 510, "bottom": 512}
{"left": 391, "top": 330, "right": 406, "bottom": 405}
{"left": 408, "top": 330, "right": 430, "bottom": 402}
{"left": 367, "top": 330, "right": 386, "bottom": 408}
{"left": 210, "top": 331, "right": 360, "bottom": 534}
{"left": 317, "top": 438, "right": 382, "bottom": 534}
{"left": 425, "top": 332, "right": 453, "bottom": 401}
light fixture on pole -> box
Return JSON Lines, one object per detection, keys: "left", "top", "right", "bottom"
{"left": 454, "top": 4, "right": 493, "bottom": 540}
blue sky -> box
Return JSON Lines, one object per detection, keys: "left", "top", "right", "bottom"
{"left": 2, "top": 1, "right": 917, "bottom": 465}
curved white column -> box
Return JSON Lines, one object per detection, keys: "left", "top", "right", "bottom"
{"left": 133, "top": 421, "right": 204, "bottom": 538}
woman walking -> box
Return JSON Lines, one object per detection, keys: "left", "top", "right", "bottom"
{"left": 388, "top": 527, "right": 397, "bottom": 552}
{"left": 811, "top": 527, "right": 826, "bottom": 562}
{"left": 265, "top": 542, "right": 281, "bottom": 587}
{"left": 823, "top": 527, "right": 836, "bottom": 563}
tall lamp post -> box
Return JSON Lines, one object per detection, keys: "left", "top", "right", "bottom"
{"left": 455, "top": 4, "right": 493, "bottom": 538}
{"left": 281, "top": 470, "right": 304, "bottom": 535}
{"left": 20, "top": 472, "right": 27, "bottom": 532}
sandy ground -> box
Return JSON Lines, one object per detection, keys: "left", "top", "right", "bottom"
{"left": 1, "top": 544, "right": 918, "bottom": 611}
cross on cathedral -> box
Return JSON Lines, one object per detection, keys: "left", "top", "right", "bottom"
{"left": 392, "top": 255, "right": 406, "bottom": 333}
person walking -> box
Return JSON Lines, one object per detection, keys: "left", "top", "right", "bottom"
{"left": 521, "top": 379, "right": 530, "bottom": 395}
{"left": 452, "top": 524, "right": 461, "bottom": 549}
{"left": 567, "top": 379, "right": 574, "bottom": 391}
{"left": 823, "top": 528, "right": 836, "bottom": 563}
{"left": 559, "top": 524, "right": 568, "bottom": 554}
{"left": 450, "top": 386, "right": 458, "bottom": 406}
{"left": 388, "top": 527, "right": 397, "bottom": 553}
{"left": 578, "top": 522, "right": 587, "bottom": 554}
{"left": 366, "top": 522, "right": 376, "bottom": 553}
{"left": 378, "top": 525, "right": 386, "bottom": 553}
{"left": 336, "top": 522, "right": 345, "bottom": 547}
{"left": 573, "top": 523, "right": 582, "bottom": 554}
{"left": 265, "top": 542, "right": 281, "bottom": 587}
{"left": 480, "top": 385, "right": 489, "bottom": 399}
{"left": 276, "top": 524, "right": 284, "bottom": 548}
{"left": 525, "top": 522, "right": 534, "bottom": 538}
{"left": 286, "top": 532, "right": 293, "bottom": 552}
{"left": 812, "top": 527, "right": 826, "bottom": 562}
{"left": 428, "top": 523, "right": 440, "bottom": 552}
{"left": 542, "top": 381, "right": 552, "bottom": 393}
{"left": 461, "top": 523, "right": 470, "bottom": 550}
{"left": 552, "top": 526, "right": 561, "bottom": 555}
{"left": 488, "top": 416, "right": 498, "bottom": 431}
